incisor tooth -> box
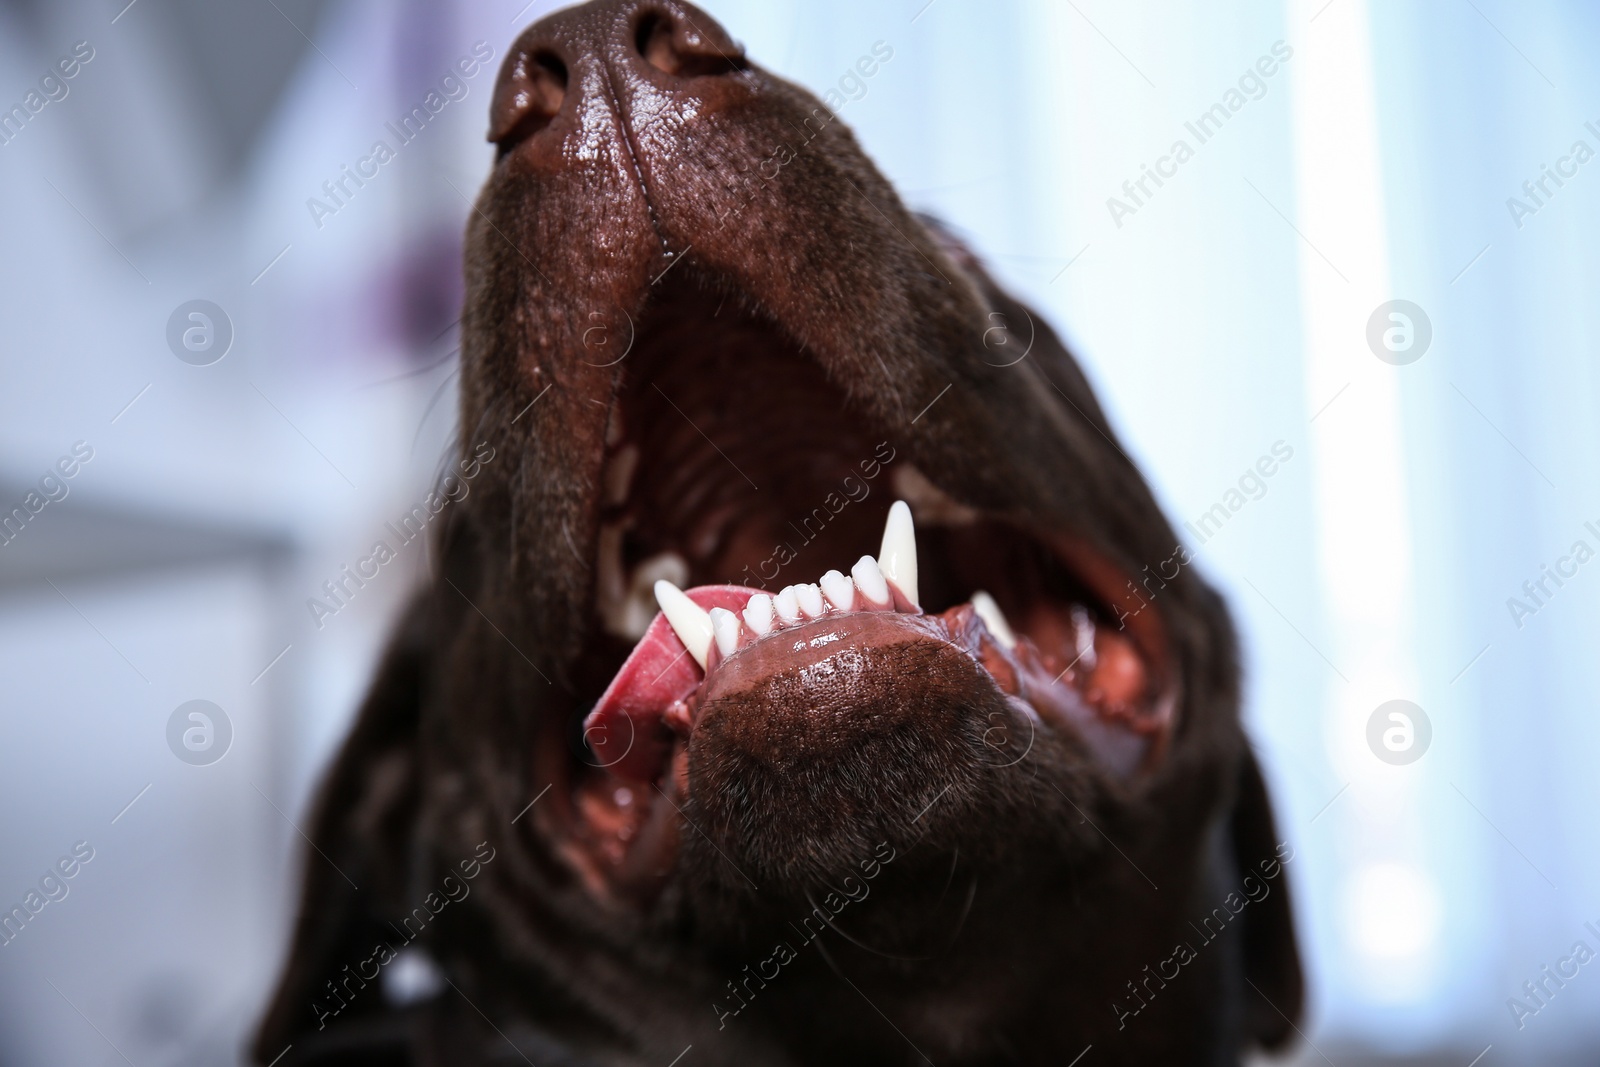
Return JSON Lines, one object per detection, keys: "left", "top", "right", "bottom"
{"left": 851, "top": 555, "right": 891, "bottom": 607}
{"left": 709, "top": 607, "right": 742, "bottom": 657}
{"left": 774, "top": 586, "right": 802, "bottom": 624}
{"left": 970, "top": 591, "right": 1016, "bottom": 649}
{"left": 796, "top": 583, "right": 825, "bottom": 618}
{"left": 743, "top": 593, "right": 775, "bottom": 635}
{"left": 820, "top": 570, "right": 855, "bottom": 611}
{"left": 654, "top": 580, "right": 713, "bottom": 669}
{"left": 878, "top": 500, "right": 919, "bottom": 607}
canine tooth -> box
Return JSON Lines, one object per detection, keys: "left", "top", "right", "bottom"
{"left": 851, "top": 555, "right": 891, "bottom": 608}
{"left": 820, "top": 570, "right": 855, "bottom": 611}
{"left": 743, "top": 593, "right": 775, "bottom": 635}
{"left": 878, "top": 500, "right": 919, "bottom": 607}
{"left": 653, "top": 580, "right": 713, "bottom": 669}
{"left": 710, "top": 607, "right": 742, "bottom": 658}
{"left": 970, "top": 591, "right": 1016, "bottom": 649}
{"left": 796, "top": 583, "right": 825, "bottom": 618}
{"left": 774, "top": 586, "right": 802, "bottom": 624}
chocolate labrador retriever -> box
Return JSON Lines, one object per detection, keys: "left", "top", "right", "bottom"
{"left": 254, "top": 1, "right": 1303, "bottom": 1063}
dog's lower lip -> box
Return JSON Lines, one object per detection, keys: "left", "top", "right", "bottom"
{"left": 581, "top": 581, "right": 935, "bottom": 783}
{"left": 582, "top": 572, "right": 1156, "bottom": 786}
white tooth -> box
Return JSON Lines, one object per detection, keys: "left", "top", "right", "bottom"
{"left": 603, "top": 444, "right": 639, "bottom": 505}
{"left": 970, "top": 591, "right": 1016, "bottom": 649}
{"left": 653, "top": 580, "right": 713, "bottom": 669}
{"left": 774, "top": 586, "right": 802, "bottom": 624}
{"left": 1072, "top": 606, "right": 1097, "bottom": 670}
{"left": 605, "top": 549, "right": 688, "bottom": 641}
{"left": 710, "top": 607, "right": 742, "bottom": 657}
{"left": 820, "top": 570, "right": 855, "bottom": 611}
{"left": 743, "top": 593, "right": 775, "bottom": 635}
{"left": 851, "top": 555, "right": 891, "bottom": 608}
{"left": 796, "top": 582, "right": 825, "bottom": 618}
{"left": 877, "top": 500, "right": 919, "bottom": 608}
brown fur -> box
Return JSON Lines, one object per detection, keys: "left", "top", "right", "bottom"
{"left": 254, "top": 2, "right": 1302, "bottom": 1063}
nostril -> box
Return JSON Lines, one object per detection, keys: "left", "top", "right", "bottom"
{"left": 634, "top": 13, "right": 672, "bottom": 71}
{"left": 492, "top": 51, "right": 568, "bottom": 159}
{"left": 634, "top": 10, "right": 745, "bottom": 78}
{"left": 528, "top": 53, "right": 569, "bottom": 112}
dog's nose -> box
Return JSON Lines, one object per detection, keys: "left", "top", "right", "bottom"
{"left": 489, "top": 0, "right": 746, "bottom": 154}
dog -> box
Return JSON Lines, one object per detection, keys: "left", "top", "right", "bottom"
{"left": 254, "top": 1, "right": 1303, "bottom": 1063}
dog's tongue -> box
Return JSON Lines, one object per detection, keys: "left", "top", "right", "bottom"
{"left": 585, "top": 585, "right": 757, "bottom": 781}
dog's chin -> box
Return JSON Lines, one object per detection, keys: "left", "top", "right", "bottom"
{"left": 686, "top": 613, "right": 1018, "bottom": 889}
{"left": 534, "top": 275, "right": 1180, "bottom": 911}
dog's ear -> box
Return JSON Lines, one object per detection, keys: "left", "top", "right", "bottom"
{"left": 252, "top": 597, "right": 432, "bottom": 1064}
{"left": 1230, "top": 745, "right": 1305, "bottom": 1050}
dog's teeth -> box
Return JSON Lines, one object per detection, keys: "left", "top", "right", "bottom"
{"left": 970, "top": 591, "right": 1016, "bottom": 649}
{"left": 710, "top": 607, "right": 742, "bottom": 658}
{"left": 774, "top": 586, "right": 802, "bottom": 624}
{"left": 820, "top": 570, "right": 855, "bottom": 611}
{"left": 654, "top": 580, "right": 713, "bottom": 669}
{"left": 606, "top": 549, "right": 688, "bottom": 641}
{"left": 603, "top": 444, "right": 639, "bottom": 505}
{"left": 1072, "top": 605, "right": 1097, "bottom": 670}
{"left": 877, "top": 500, "right": 919, "bottom": 608}
{"left": 743, "top": 593, "right": 775, "bottom": 635}
{"left": 851, "top": 555, "right": 891, "bottom": 608}
{"left": 796, "top": 583, "right": 825, "bottom": 618}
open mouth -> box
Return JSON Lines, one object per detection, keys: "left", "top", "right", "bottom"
{"left": 551, "top": 276, "right": 1178, "bottom": 898}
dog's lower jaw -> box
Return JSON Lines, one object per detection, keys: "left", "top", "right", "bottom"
{"left": 569, "top": 558, "right": 1170, "bottom": 905}
{"left": 684, "top": 624, "right": 1029, "bottom": 897}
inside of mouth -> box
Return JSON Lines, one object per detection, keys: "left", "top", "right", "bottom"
{"left": 560, "top": 276, "right": 1169, "bottom": 887}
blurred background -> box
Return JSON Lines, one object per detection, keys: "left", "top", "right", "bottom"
{"left": 1, "top": 0, "right": 1597, "bottom": 1063}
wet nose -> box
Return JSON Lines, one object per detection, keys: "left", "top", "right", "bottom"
{"left": 489, "top": 0, "right": 746, "bottom": 155}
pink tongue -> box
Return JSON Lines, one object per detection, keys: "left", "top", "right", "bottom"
{"left": 583, "top": 585, "right": 758, "bottom": 782}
